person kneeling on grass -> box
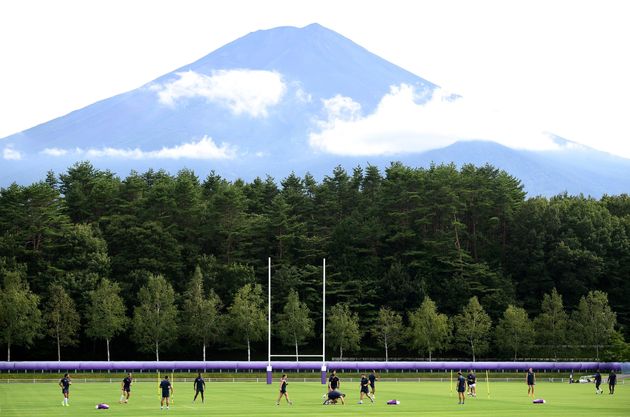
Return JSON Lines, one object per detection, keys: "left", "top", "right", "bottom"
{"left": 276, "top": 374, "right": 293, "bottom": 405}
{"left": 323, "top": 390, "right": 346, "bottom": 405}
{"left": 358, "top": 373, "right": 374, "bottom": 404}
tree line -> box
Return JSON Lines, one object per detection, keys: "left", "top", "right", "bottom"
{"left": 0, "top": 161, "right": 629, "bottom": 361}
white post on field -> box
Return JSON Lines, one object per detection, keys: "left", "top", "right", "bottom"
{"left": 323, "top": 258, "right": 326, "bottom": 362}
{"left": 268, "top": 257, "right": 271, "bottom": 367}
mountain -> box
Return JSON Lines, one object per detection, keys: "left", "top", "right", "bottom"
{"left": 1, "top": 23, "right": 629, "bottom": 197}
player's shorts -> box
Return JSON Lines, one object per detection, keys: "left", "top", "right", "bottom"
{"left": 162, "top": 391, "right": 170, "bottom": 398}
{"left": 360, "top": 387, "right": 369, "bottom": 394}
{"left": 468, "top": 383, "right": 476, "bottom": 388}
{"left": 123, "top": 387, "right": 131, "bottom": 393}
{"left": 196, "top": 388, "right": 204, "bottom": 393}
{"left": 457, "top": 386, "right": 466, "bottom": 393}
{"left": 370, "top": 382, "right": 375, "bottom": 389}
{"left": 61, "top": 388, "right": 69, "bottom": 394}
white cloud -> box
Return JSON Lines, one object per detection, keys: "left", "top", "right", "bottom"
{"left": 309, "top": 85, "right": 561, "bottom": 156}
{"left": 2, "top": 146, "right": 22, "bottom": 160}
{"left": 155, "top": 69, "right": 286, "bottom": 117}
{"left": 41, "top": 147, "right": 68, "bottom": 156}
{"left": 42, "top": 136, "right": 236, "bottom": 160}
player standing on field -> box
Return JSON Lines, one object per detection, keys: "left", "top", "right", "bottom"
{"left": 368, "top": 370, "right": 378, "bottom": 397}
{"left": 457, "top": 371, "right": 466, "bottom": 405}
{"left": 193, "top": 372, "right": 205, "bottom": 403}
{"left": 608, "top": 370, "right": 617, "bottom": 394}
{"left": 328, "top": 370, "right": 340, "bottom": 392}
{"left": 160, "top": 374, "right": 174, "bottom": 410}
{"left": 594, "top": 370, "right": 603, "bottom": 394}
{"left": 526, "top": 368, "right": 536, "bottom": 398}
{"left": 59, "top": 373, "right": 71, "bottom": 407}
{"left": 467, "top": 369, "right": 476, "bottom": 397}
{"left": 120, "top": 372, "right": 132, "bottom": 403}
{"left": 276, "top": 374, "right": 293, "bottom": 405}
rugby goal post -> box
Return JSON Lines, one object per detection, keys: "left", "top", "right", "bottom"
{"left": 266, "top": 257, "right": 327, "bottom": 384}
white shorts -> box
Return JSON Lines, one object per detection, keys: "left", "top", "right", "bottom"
{"left": 469, "top": 383, "right": 476, "bottom": 388}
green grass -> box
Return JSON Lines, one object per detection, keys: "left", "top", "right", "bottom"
{"left": 0, "top": 380, "right": 627, "bottom": 416}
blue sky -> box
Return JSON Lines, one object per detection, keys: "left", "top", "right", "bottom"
{"left": 1, "top": 0, "right": 628, "bottom": 157}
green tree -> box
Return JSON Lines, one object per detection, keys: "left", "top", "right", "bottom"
{"left": 495, "top": 305, "right": 535, "bottom": 360}
{"left": 85, "top": 279, "right": 127, "bottom": 361}
{"left": 326, "top": 303, "right": 361, "bottom": 360}
{"left": 370, "top": 307, "right": 404, "bottom": 362}
{"left": 132, "top": 275, "right": 178, "bottom": 361}
{"left": 534, "top": 288, "right": 568, "bottom": 360}
{"left": 572, "top": 290, "right": 616, "bottom": 360}
{"left": 44, "top": 283, "right": 80, "bottom": 361}
{"left": 0, "top": 270, "right": 42, "bottom": 361}
{"left": 408, "top": 297, "right": 452, "bottom": 361}
{"left": 228, "top": 283, "right": 266, "bottom": 361}
{"left": 454, "top": 296, "right": 492, "bottom": 361}
{"left": 182, "top": 266, "right": 223, "bottom": 361}
{"left": 277, "top": 289, "right": 314, "bottom": 362}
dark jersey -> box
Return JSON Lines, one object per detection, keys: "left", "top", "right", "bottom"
{"left": 360, "top": 377, "right": 369, "bottom": 392}
{"left": 609, "top": 373, "right": 617, "bottom": 385}
{"left": 368, "top": 373, "right": 376, "bottom": 385}
{"left": 527, "top": 371, "right": 535, "bottom": 385}
{"left": 123, "top": 377, "right": 132, "bottom": 390}
{"left": 280, "top": 379, "right": 287, "bottom": 393}
{"left": 60, "top": 377, "right": 70, "bottom": 391}
{"left": 457, "top": 375, "right": 466, "bottom": 392}
{"left": 160, "top": 380, "right": 171, "bottom": 397}
{"left": 329, "top": 375, "right": 339, "bottom": 390}
{"left": 328, "top": 390, "right": 343, "bottom": 399}
{"left": 594, "top": 372, "right": 602, "bottom": 383}
{"left": 467, "top": 373, "right": 476, "bottom": 385}
{"left": 194, "top": 376, "right": 205, "bottom": 391}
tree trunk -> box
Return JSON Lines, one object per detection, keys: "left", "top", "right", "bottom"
{"left": 106, "top": 338, "right": 111, "bottom": 362}
{"left": 247, "top": 338, "right": 251, "bottom": 362}
{"left": 385, "top": 340, "right": 389, "bottom": 362}
{"left": 203, "top": 343, "right": 206, "bottom": 362}
{"left": 429, "top": 350, "right": 432, "bottom": 362}
{"left": 57, "top": 334, "right": 61, "bottom": 362}
{"left": 340, "top": 346, "right": 343, "bottom": 361}
{"left": 295, "top": 339, "right": 299, "bottom": 363}
{"left": 155, "top": 341, "right": 160, "bottom": 362}
{"left": 472, "top": 342, "right": 476, "bottom": 362}
{"left": 596, "top": 344, "right": 599, "bottom": 361}
{"left": 7, "top": 341, "right": 11, "bottom": 362}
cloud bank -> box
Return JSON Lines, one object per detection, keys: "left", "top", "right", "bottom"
{"left": 309, "top": 85, "right": 561, "bottom": 156}
{"left": 42, "top": 136, "right": 235, "bottom": 160}
{"left": 2, "top": 146, "right": 22, "bottom": 160}
{"left": 155, "top": 69, "right": 286, "bottom": 117}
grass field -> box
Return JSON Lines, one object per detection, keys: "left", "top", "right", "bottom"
{"left": 0, "top": 380, "right": 627, "bottom": 416}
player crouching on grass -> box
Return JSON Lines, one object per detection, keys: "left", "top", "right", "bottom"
{"left": 59, "top": 373, "right": 72, "bottom": 407}
{"left": 358, "top": 373, "right": 374, "bottom": 404}
{"left": 120, "top": 373, "right": 133, "bottom": 403}
{"left": 323, "top": 390, "right": 346, "bottom": 405}
{"left": 160, "top": 374, "right": 174, "bottom": 410}
{"left": 276, "top": 374, "right": 293, "bottom": 405}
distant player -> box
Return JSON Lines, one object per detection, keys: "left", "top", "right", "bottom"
{"left": 323, "top": 390, "right": 346, "bottom": 405}
{"left": 368, "top": 370, "right": 378, "bottom": 397}
{"left": 594, "top": 370, "right": 602, "bottom": 394}
{"left": 457, "top": 371, "right": 466, "bottom": 405}
{"left": 526, "top": 368, "right": 535, "bottom": 398}
{"left": 120, "top": 372, "right": 132, "bottom": 403}
{"left": 193, "top": 372, "right": 205, "bottom": 403}
{"left": 328, "top": 370, "right": 340, "bottom": 392}
{"left": 358, "top": 373, "right": 374, "bottom": 404}
{"left": 59, "top": 373, "right": 72, "bottom": 407}
{"left": 160, "top": 374, "right": 174, "bottom": 410}
{"left": 608, "top": 370, "right": 617, "bottom": 395}
{"left": 467, "top": 370, "right": 477, "bottom": 397}
{"left": 276, "top": 374, "right": 293, "bottom": 405}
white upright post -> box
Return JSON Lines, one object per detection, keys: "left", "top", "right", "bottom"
{"left": 321, "top": 258, "right": 327, "bottom": 384}
{"left": 267, "top": 257, "right": 272, "bottom": 384}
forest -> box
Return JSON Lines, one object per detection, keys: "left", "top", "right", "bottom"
{"left": 1, "top": 161, "right": 629, "bottom": 362}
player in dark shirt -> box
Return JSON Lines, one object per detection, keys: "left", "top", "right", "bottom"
{"left": 467, "top": 370, "right": 477, "bottom": 397}
{"left": 120, "top": 373, "right": 133, "bottom": 403}
{"left": 160, "top": 375, "right": 174, "bottom": 410}
{"left": 526, "top": 368, "right": 536, "bottom": 398}
{"left": 323, "top": 390, "right": 346, "bottom": 405}
{"left": 457, "top": 371, "right": 466, "bottom": 404}
{"left": 193, "top": 372, "right": 205, "bottom": 403}
{"left": 594, "top": 370, "right": 603, "bottom": 394}
{"left": 608, "top": 370, "right": 617, "bottom": 394}
{"left": 59, "top": 373, "right": 72, "bottom": 407}
{"left": 276, "top": 373, "right": 293, "bottom": 405}
{"left": 328, "top": 370, "right": 340, "bottom": 392}
{"left": 368, "top": 370, "right": 378, "bottom": 397}
{"left": 358, "top": 373, "right": 374, "bottom": 404}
